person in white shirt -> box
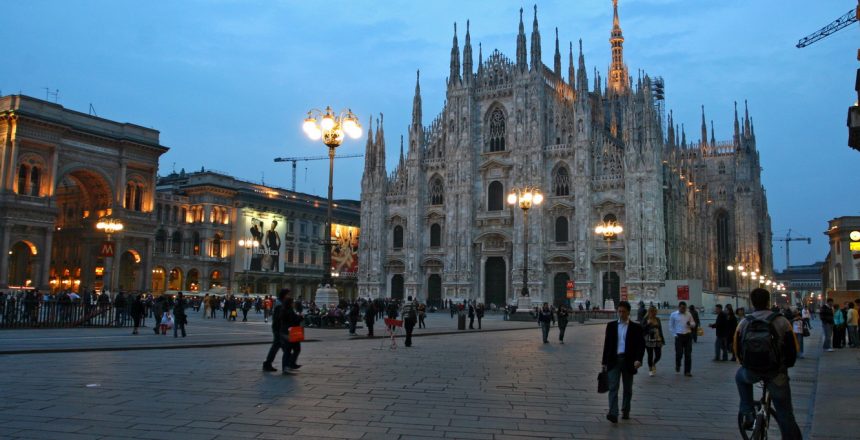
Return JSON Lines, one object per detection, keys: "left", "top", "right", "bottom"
{"left": 669, "top": 301, "right": 696, "bottom": 376}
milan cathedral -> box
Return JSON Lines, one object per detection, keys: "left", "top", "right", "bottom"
{"left": 358, "top": 1, "right": 772, "bottom": 308}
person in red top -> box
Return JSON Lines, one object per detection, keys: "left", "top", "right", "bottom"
{"left": 263, "top": 296, "right": 273, "bottom": 323}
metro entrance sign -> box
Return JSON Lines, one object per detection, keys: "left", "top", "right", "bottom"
{"left": 566, "top": 280, "right": 575, "bottom": 299}
{"left": 100, "top": 241, "right": 115, "bottom": 258}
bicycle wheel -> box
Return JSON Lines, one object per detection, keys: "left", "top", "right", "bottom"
{"left": 737, "top": 413, "right": 753, "bottom": 440}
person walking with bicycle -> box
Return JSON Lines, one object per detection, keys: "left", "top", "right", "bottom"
{"left": 734, "top": 288, "right": 801, "bottom": 439}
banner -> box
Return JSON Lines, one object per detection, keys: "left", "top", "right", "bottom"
{"left": 239, "top": 210, "right": 286, "bottom": 272}
{"left": 677, "top": 285, "right": 690, "bottom": 300}
{"left": 331, "top": 224, "right": 359, "bottom": 278}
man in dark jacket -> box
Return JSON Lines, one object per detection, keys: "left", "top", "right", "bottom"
{"left": 364, "top": 301, "right": 377, "bottom": 337}
{"left": 263, "top": 289, "right": 289, "bottom": 372}
{"left": 601, "top": 301, "right": 645, "bottom": 423}
{"left": 710, "top": 304, "right": 728, "bottom": 361}
{"left": 820, "top": 297, "right": 834, "bottom": 351}
{"left": 173, "top": 292, "right": 187, "bottom": 338}
{"left": 279, "top": 296, "right": 303, "bottom": 373}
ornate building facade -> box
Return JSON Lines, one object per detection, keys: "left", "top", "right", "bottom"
{"left": 358, "top": 2, "right": 773, "bottom": 307}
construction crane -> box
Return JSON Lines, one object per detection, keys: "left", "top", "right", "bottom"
{"left": 273, "top": 154, "right": 364, "bottom": 191}
{"left": 774, "top": 229, "right": 811, "bottom": 270}
{"left": 796, "top": 6, "right": 858, "bottom": 48}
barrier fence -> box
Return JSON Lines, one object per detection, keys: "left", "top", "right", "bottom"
{"left": 0, "top": 300, "right": 132, "bottom": 329}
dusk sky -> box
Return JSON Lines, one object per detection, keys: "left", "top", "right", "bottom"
{"left": 3, "top": 0, "right": 858, "bottom": 271}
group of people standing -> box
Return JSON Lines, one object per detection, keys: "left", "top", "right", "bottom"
{"left": 820, "top": 297, "right": 860, "bottom": 350}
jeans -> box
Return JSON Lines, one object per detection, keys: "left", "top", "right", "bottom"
{"left": 848, "top": 325, "right": 858, "bottom": 347}
{"left": 675, "top": 334, "right": 693, "bottom": 373}
{"left": 822, "top": 322, "right": 833, "bottom": 349}
{"left": 540, "top": 322, "right": 551, "bottom": 342}
{"left": 173, "top": 318, "right": 186, "bottom": 337}
{"left": 404, "top": 318, "right": 416, "bottom": 346}
{"left": 795, "top": 334, "right": 804, "bottom": 356}
{"left": 279, "top": 335, "right": 300, "bottom": 369}
{"left": 558, "top": 323, "right": 567, "bottom": 342}
{"left": 607, "top": 355, "right": 633, "bottom": 417}
{"left": 646, "top": 346, "right": 662, "bottom": 368}
{"left": 736, "top": 368, "right": 802, "bottom": 440}
{"left": 715, "top": 336, "right": 729, "bottom": 360}
{"left": 264, "top": 333, "right": 281, "bottom": 366}
{"left": 366, "top": 320, "right": 374, "bottom": 337}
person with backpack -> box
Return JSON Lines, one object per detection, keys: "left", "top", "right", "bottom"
{"left": 400, "top": 296, "right": 418, "bottom": 347}
{"left": 734, "top": 288, "right": 801, "bottom": 439}
{"left": 263, "top": 289, "right": 288, "bottom": 372}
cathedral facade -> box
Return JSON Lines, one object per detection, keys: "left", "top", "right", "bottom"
{"left": 358, "top": 2, "right": 773, "bottom": 308}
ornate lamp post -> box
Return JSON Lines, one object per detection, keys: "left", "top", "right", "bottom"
{"left": 96, "top": 218, "right": 123, "bottom": 294}
{"left": 507, "top": 187, "right": 543, "bottom": 303}
{"left": 302, "top": 106, "right": 361, "bottom": 305}
{"left": 237, "top": 237, "right": 259, "bottom": 293}
{"left": 595, "top": 219, "right": 623, "bottom": 309}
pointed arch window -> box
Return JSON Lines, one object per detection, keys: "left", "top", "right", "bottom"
{"left": 487, "top": 181, "right": 504, "bottom": 211}
{"left": 17, "top": 165, "right": 28, "bottom": 195}
{"left": 430, "top": 223, "right": 442, "bottom": 248}
{"left": 393, "top": 225, "right": 404, "bottom": 250}
{"left": 555, "top": 216, "right": 569, "bottom": 243}
{"left": 29, "top": 167, "right": 41, "bottom": 196}
{"left": 553, "top": 166, "right": 570, "bottom": 196}
{"left": 486, "top": 107, "right": 506, "bottom": 152}
{"left": 429, "top": 177, "right": 444, "bottom": 205}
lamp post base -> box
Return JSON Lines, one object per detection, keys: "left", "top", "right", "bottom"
{"left": 314, "top": 284, "right": 339, "bottom": 307}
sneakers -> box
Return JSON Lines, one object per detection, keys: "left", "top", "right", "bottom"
{"left": 649, "top": 368, "right": 655, "bottom": 377}
{"left": 289, "top": 364, "right": 302, "bottom": 370}
{"left": 826, "top": 348, "right": 834, "bottom": 352}
{"left": 262, "top": 363, "right": 277, "bottom": 372}
{"left": 622, "top": 412, "right": 630, "bottom": 420}
{"left": 684, "top": 372, "right": 693, "bottom": 377}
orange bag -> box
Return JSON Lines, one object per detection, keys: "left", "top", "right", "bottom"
{"left": 288, "top": 326, "right": 305, "bottom": 343}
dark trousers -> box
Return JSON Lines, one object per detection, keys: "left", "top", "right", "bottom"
{"left": 242, "top": 310, "right": 249, "bottom": 321}
{"left": 541, "top": 322, "right": 550, "bottom": 342}
{"left": 477, "top": 317, "right": 482, "bottom": 329}
{"left": 736, "top": 368, "right": 802, "bottom": 440}
{"left": 264, "top": 333, "right": 281, "bottom": 366}
{"left": 715, "top": 336, "right": 729, "bottom": 360}
{"left": 646, "top": 346, "right": 662, "bottom": 368}
{"left": 279, "top": 336, "right": 301, "bottom": 369}
{"left": 607, "top": 355, "right": 633, "bottom": 417}
{"left": 366, "top": 320, "right": 374, "bottom": 337}
{"left": 418, "top": 315, "right": 425, "bottom": 328}
{"left": 349, "top": 318, "right": 357, "bottom": 334}
{"left": 834, "top": 325, "right": 846, "bottom": 348}
{"left": 404, "top": 318, "right": 416, "bottom": 347}
{"left": 173, "top": 319, "right": 186, "bottom": 337}
{"left": 675, "top": 334, "right": 693, "bottom": 373}
{"left": 469, "top": 316, "right": 474, "bottom": 329}
{"left": 558, "top": 323, "right": 567, "bottom": 341}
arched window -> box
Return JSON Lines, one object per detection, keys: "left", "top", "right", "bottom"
{"left": 212, "top": 234, "right": 222, "bottom": 258}
{"left": 430, "top": 223, "right": 442, "bottom": 247}
{"left": 192, "top": 232, "right": 201, "bottom": 256}
{"left": 393, "top": 225, "right": 404, "bottom": 249}
{"left": 30, "top": 167, "right": 40, "bottom": 196}
{"left": 487, "top": 181, "right": 503, "bottom": 211}
{"left": 553, "top": 166, "right": 570, "bottom": 196}
{"left": 718, "top": 161, "right": 726, "bottom": 175}
{"left": 171, "top": 231, "right": 182, "bottom": 254}
{"left": 555, "top": 216, "right": 569, "bottom": 243}
{"left": 155, "top": 229, "right": 167, "bottom": 253}
{"left": 17, "top": 165, "right": 28, "bottom": 195}
{"left": 429, "top": 177, "right": 444, "bottom": 205}
{"left": 125, "top": 183, "right": 134, "bottom": 209}
{"left": 134, "top": 184, "right": 143, "bottom": 211}
{"left": 486, "top": 107, "right": 506, "bottom": 152}
{"left": 716, "top": 211, "right": 730, "bottom": 287}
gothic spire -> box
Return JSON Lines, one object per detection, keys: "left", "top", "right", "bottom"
{"left": 462, "top": 20, "right": 473, "bottom": 84}
{"left": 743, "top": 99, "right": 751, "bottom": 138}
{"left": 516, "top": 8, "right": 527, "bottom": 72}
{"left": 364, "top": 115, "right": 375, "bottom": 172}
{"left": 576, "top": 39, "right": 588, "bottom": 93}
{"left": 478, "top": 42, "right": 484, "bottom": 76}
{"left": 553, "top": 27, "right": 562, "bottom": 76}
{"left": 608, "top": 0, "right": 628, "bottom": 94}
{"left": 399, "top": 135, "right": 405, "bottom": 168}
{"left": 681, "top": 123, "right": 687, "bottom": 148}
{"left": 412, "top": 70, "right": 422, "bottom": 127}
{"left": 530, "top": 5, "right": 542, "bottom": 71}
{"left": 700, "top": 105, "right": 708, "bottom": 146}
{"left": 375, "top": 113, "right": 386, "bottom": 172}
{"left": 449, "top": 22, "right": 460, "bottom": 87}
{"left": 733, "top": 100, "right": 740, "bottom": 147}
{"left": 667, "top": 110, "right": 675, "bottom": 147}
{"left": 568, "top": 41, "right": 575, "bottom": 86}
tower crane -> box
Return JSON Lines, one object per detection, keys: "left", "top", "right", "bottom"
{"left": 795, "top": 5, "right": 858, "bottom": 48}
{"left": 774, "top": 229, "right": 811, "bottom": 270}
{"left": 273, "top": 154, "right": 364, "bottom": 191}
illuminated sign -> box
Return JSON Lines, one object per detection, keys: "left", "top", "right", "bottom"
{"left": 850, "top": 230, "right": 860, "bottom": 241}
{"left": 238, "top": 210, "right": 286, "bottom": 272}
{"left": 850, "top": 241, "right": 860, "bottom": 251}
{"left": 331, "top": 224, "right": 359, "bottom": 278}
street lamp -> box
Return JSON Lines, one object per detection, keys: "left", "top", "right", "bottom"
{"left": 595, "top": 219, "right": 623, "bottom": 308}
{"left": 507, "top": 186, "right": 544, "bottom": 300}
{"left": 237, "top": 237, "right": 259, "bottom": 292}
{"left": 303, "top": 106, "right": 361, "bottom": 304}
{"left": 96, "top": 218, "right": 123, "bottom": 294}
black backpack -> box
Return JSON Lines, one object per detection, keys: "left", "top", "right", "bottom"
{"left": 740, "top": 312, "right": 782, "bottom": 375}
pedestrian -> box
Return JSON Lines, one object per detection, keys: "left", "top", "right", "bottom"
{"left": 643, "top": 306, "right": 664, "bottom": 376}
{"left": 242, "top": 297, "right": 252, "bottom": 322}
{"left": 130, "top": 294, "right": 145, "bottom": 335}
{"left": 263, "top": 289, "right": 288, "bottom": 372}
{"left": 832, "top": 303, "right": 845, "bottom": 348}
{"left": 278, "top": 296, "right": 303, "bottom": 373}
{"left": 734, "top": 288, "right": 802, "bottom": 439}
{"left": 202, "top": 293, "right": 211, "bottom": 319}
{"left": 418, "top": 303, "right": 427, "bottom": 329}
{"left": 710, "top": 304, "right": 728, "bottom": 361}
{"left": 669, "top": 301, "right": 696, "bottom": 377}
{"left": 348, "top": 302, "right": 359, "bottom": 335}
{"left": 114, "top": 291, "right": 127, "bottom": 326}
{"left": 689, "top": 305, "right": 701, "bottom": 343}
{"left": 152, "top": 296, "right": 165, "bottom": 335}
{"left": 636, "top": 301, "right": 646, "bottom": 323}
{"left": 538, "top": 303, "right": 554, "bottom": 344}
{"left": 468, "top": 302, "right": 475, "bottom": 329}
{"left": 160, "top": 310, "right": 173, "bottom": 335}
{"left": 476, "top": 303, "right": 484, "bottom": 329}
{"left": 792, "top": 308, "right": 805, "bottom": 359}
{"left": 401, "top": 296, "right": 418, "bottom": 347}
{"left": 601, "top": 301, "right": 645, "bottom": 423}
{"left": 820, "top": 298, "right": 834, "bottom": 352}
{"left": 725, "top": 304, "right": 738, "bottom": 361}
{"left": 173, "top": 292, "right": 188, "bottom": 338}
{"left": 846, "top": 302, "right": 858, "bottom": 348}
{"left": 557, "top": 305, "right": 569, "bottom": 344}
{"left": 263, "top": 296, "right": 272, "bottom": 323}
{"left": 365, "top": 301, "right": 377, "bottom": 337}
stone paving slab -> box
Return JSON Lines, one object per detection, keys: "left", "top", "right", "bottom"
{"left": 0, "top": 316, "right": 855, "bottom": 439}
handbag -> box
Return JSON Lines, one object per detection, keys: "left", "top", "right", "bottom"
{"left": 288, "top": 326, "right": 305, "bottom": 343}
{"left": 597, "top": 371, "right": 609, "bottom": 394}
{"left": 231, "top": 310, "right": 237, "bottom": 318}
{"left": 696, "top": 326, "right": 704, "bottom": 337}
{"left": 802, "top": 322, "right": 811, "bottom": 337}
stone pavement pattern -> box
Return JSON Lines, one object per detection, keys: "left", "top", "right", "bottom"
{"left": 0, "top": 319, "right": 850, "bottom": 439}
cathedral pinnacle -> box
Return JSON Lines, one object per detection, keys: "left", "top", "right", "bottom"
{"left": 710, "top": 120, "right": 716, "bottom": 145}
{"left": 449, "top": 22, "right": 460, "bottom": 87}
{"left": 530, "top": 5, "right": 542, "bottom": 72}
{"left": 743, "top": 99, "right": 751, "bottom": 138}
{"left": 568, "top": 41, "right": 575, "bottom": 86}
{"left": 412, "top": 70, "right": 422, "bottom": 127}
{"left": 516, "top": 7, "right": 527, "bottom": 72}
{"left": 733, "top": 101, "right": 740, "bottom": 147}
{"left": 364, "top": 115, "right": 375, "bottom": 172}
{"left": 375, "top": 113, "right": 386, "bottom": 173}
{"left": 608, "top": 0, "right": 629, "bottom": 94}
{"left": 577, "top": 39, "right": 588, "bottom": 93}
{"left": 700, "top": 105, "right": 708, "bottom": 147}
{"left": 463, "top": 20, "right": 473, "bottom": 84}
{"left": 553, "top": 27, "right": 562, "bottom": 76}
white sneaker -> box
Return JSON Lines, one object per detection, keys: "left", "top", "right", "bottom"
{"left": 649, "top": 370, "right": 655, "bottom": 377}
{"left": 826, "top": 348, "right": 834, "bottom": 352}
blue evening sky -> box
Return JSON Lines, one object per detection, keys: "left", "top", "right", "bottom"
{"left": 2, "top": 0, "right": 858, "bottom": 270}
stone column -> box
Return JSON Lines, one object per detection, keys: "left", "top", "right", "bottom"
{"left": 38, "top": 228, "right": 54, "bottom": 291}
{"left": 0, "top": 225, "right": 11, "bottom": 288}
{"left": 140, "top": 238, "right": 152, "bottom": 292}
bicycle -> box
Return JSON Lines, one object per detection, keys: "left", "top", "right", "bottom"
{"left": 738, "top": 379, "right": 776, "bottom": 440}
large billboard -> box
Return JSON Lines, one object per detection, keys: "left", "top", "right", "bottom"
{"left": 331, "top": 224, "right": 359, "bottom": 278}
{"left": 238, "top": 210, "right": 286, "bottom": 272}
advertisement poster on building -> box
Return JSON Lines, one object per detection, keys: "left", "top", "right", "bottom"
{"left": 331, "top": 224, "right": 359, "bottom": 278}
{"left": 239, "top": 210, "right": 285, "bottom": 272}
{"left": 677, "top": 285, "right": 690, "bottom": 301}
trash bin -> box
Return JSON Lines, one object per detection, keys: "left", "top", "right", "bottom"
{"left": 457, "top": 314, "right": 466, "bottom": 330}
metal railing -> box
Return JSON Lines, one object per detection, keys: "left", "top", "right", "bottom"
{"left": 0, "top": 299, "right": 133, "bottom": 329}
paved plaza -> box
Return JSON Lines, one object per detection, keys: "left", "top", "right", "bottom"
{"left": 0, "top": 315, "right": 857, "bottom": 440}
